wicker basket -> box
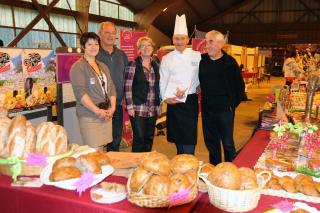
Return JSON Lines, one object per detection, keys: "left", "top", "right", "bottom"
{"left": 126, "top": 164, "right": 201, "bottom": 208}
{"left": 200, "top": 171, "right": 271, "bottom": 212}
{"left": 0, "top": 163, "right": 43, "bottom": 176}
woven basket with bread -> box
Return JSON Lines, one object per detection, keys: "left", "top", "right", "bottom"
{"left": 0, "top": 108, "right": 69, "bottom": 178}
{"left": 126, "top": 152, "right": 201, "bottom": 208}
{"left": 200, "top": 162, "right": 271, "bottom": 212}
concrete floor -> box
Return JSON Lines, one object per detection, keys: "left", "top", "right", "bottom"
{"left": 121, "top": 77, "right": 285, "bottom": 163}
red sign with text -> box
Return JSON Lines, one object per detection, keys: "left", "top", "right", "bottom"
{"left": 119, "top": 30, "right": 147, "bottom": 61}
{"left": 192, "top": 38, "right": 207, "bottom": 53}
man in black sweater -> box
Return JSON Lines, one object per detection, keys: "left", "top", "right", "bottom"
{"left": 199, "top": 30, "right": 245, "bottom": 165}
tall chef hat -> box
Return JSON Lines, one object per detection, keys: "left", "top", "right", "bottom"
{"left": 173, "top": 14, "right": 188, "bottom": 36}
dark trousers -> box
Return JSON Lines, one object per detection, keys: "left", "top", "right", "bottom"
{"left": 175, "top": 144, "right": 195, "bottom": 155}
{"left": 130, "top": 115, "right": 157, "bottom": 152}
{"left": 107, "top": 104, "right": 123, "bottom": 151}
{"left": 202, "top": 109, "right": 236, "bottom": 165}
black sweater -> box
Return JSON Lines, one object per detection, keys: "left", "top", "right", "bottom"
{"left": 199, "top": 51, "right": 245, "bottom": 111}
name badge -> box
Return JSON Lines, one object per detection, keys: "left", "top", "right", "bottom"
{"left": 191, "top": 61, "right": 198, "bottom": 66}
{"left": 90, "top": 78, "right": 96, "bottom": 85}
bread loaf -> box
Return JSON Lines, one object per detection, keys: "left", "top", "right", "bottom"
{"left": 129, "top": 167, "right": 152, "bottom": 192}
{"left": 36, "top": 122, "right": 68, "bottom": 156}
{"left": 171, "top": 154, "right": 199, "bottom": 174}
{"left": 75, "top": 154, "right": 101, "bottom": 174}
{"left": 144, "top": 175, "right": 170, "bottom": 196}
{"left": 141, "top": 152, "right": 171, "bottom": 176}
{"left": 6, "top": 115, "right": 36, "bottom": 159}
{"left": 49, "top": 167, "right": 81, "bottom": 182}
{"left": 0, "top": 116, "right": 11, "bottom": 157}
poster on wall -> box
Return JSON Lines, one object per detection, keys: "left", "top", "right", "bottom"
{"left": 56, "top": 53, "right": 82, "bottom": 84}
{"left": 0, "top": 48, "right": 25, "bottom": 110}
{"left": 119, "top": 30, "right": 147, "bottom": 61}
{"left": 22, "top": 49, "right": 57, "bottom": 108}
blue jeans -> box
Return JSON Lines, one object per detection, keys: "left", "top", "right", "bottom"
{"left": 107, "top": 104, "right": 123, "bottom": 151}
{"left": 202, "top": 109, "right": 236, "bottom": 165}
{"left": 130, "top": 116, "right": 157, "bottom": 152}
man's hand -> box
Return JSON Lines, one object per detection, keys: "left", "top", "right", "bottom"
{"left": 165, "top": 97, "right": 181, "bottom": 105}
{"left": 127, "top": 109, "right": 135, "bottom": 117}
{"left": 175, "top": 87, "right": 187, "bottom": 98}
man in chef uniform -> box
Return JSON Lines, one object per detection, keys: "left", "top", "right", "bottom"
{"left": 160, "top": 14, "right": 201, "bottom": 155}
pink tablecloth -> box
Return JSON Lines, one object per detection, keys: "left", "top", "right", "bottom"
{"left": 1, "top": 130, "right": 319, "bottom": 213}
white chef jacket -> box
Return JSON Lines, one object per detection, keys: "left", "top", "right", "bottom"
{"left": 159, "top": 48, "right": 201, "bottom": 101}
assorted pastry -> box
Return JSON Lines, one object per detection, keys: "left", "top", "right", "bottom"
{"left": 49, "top": 151, "right": 111, "bottom": 182}
{"left": 128, "top": 152, "right": 199, "bottom": 196}
{"left": 255, "top": 168, "right": 320, "bottom": 197}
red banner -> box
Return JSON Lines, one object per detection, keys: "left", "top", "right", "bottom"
{"left": 192, "top": 38, "right": 207, "bottom": 53}
{"left": 119, "top": 30, "right": 147, "bottom": 62}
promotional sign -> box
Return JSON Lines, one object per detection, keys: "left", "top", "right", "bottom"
{"left": 0, "top": 48, "right": 25, "bottom": 109}
{"left": 192, "top": 38, "right": 207, "bottom": 53}
{"left": 22, "top": 49, "right": 57, "bottom": 107}
{"left": 56, "top": 53, "right": 82, "bottom": 84}
{"left": 119, "top": 30, "right": 147, "bottom": 61}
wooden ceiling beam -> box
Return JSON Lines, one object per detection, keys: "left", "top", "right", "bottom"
{"left": 117, "top": 0, "right": 137, "bottom": 13}
{"left": 31, "top": 0, "right": 67, "bottom": 47}
{"left": 198, "top": 0, "right": 256, "bottom": 28}
{"left": 209, "top": 0, "right": 220, "bottom": 11}
{"left": 134, "top": 0, "right": 184, "bottom": 30}
{"left": 184, "top": 0, "right": 203, "bottom": 19}
{"left": 237, "top": 0, "right": 264, "bottom": 24}
{"left": 298, "top": 0, "right": 320, "bottom": 20}
{"left": 8, "top": 0, "right": 60, "bottom": 47}
{"left": 0, "top": 0, "right": 77, "bottom": 17}
{"left": 75, "top": 0, "right": 91, "bottom": 35}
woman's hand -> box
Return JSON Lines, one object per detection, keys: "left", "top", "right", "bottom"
{"left": 95, "top": 108, "right": 109, "bottom": 120}
{"left": 105, "top": 107, "right": 115, "bottom": 120}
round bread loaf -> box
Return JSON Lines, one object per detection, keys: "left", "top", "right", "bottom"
{"left": 200, "top": 163, "right": 215, "bottom": 175}
{"left": 49, "top": 166, "right": 81, "bottom": 182}
{"left": 75, "top": 154, "right": 101, "bottom": 174}
{"left": 52, "top": 157, "right": 76, "bottom": 171}
{"left": 171, "top": 154, "right": 199, "bottom": 174}
{"left": 129, "top": 167, "right": 152, "bottom": 192}
{"left": 208, "top": 162, "right": 241, "bottom": 190}
{"left": 141, "top": 152, "right": 171, "bottom": 176}
{"left": 85, "top": 151, "right": 110, "bottom": 165}
{"left": 169, "top": 173, "right": 191, "bottom": 194}
{"left": 239, "top": 176, "right": 258, "bottom": 190}
{"left": 144, "top": 175, "right": 170, "bottom": 196}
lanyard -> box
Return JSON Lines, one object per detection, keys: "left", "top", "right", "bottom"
{"left": 85, "top": 58, "right": 108, "bottom": 100}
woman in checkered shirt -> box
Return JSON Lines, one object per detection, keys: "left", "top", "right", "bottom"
{"left": 124, "top": 36, "right": 161, "bottom": 152}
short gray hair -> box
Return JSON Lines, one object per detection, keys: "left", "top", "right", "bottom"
{"left": 99, "top": 21, "right": 116, "bottom": 33}
{"left": 205, "top": 30, "right": 225, "bottom": 43}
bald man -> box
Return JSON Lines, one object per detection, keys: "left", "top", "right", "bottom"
{"left": 96, "top": 21, "right": 128, "bottom": 151}
{"left": 199, "top": 30, "right": 245, "bottom": 165}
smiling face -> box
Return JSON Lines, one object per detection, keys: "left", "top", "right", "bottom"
{"left": 205, "top": 32, "right": 225, "bottom": 58}
{"left": 84, "top": 38, "right": 100, "bottom": 58}
{"left": 172, "top": 34, "right": 189, "bottom": 52}
{"left": 99, "top": 23, "right": 117, "bottom": 47}
{"left": 138, "top": 40, "right": 154, "bottom": 58}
